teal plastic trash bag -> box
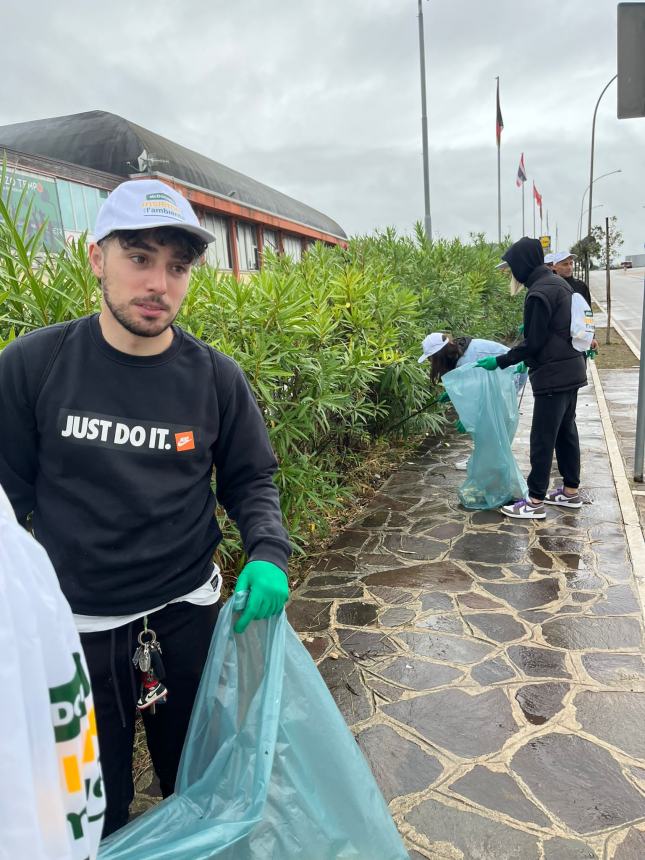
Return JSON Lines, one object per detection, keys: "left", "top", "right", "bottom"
{"left": 99, "top": 593, "right": 409, "bottom": 860}
{"left": 443, "top": 362, "right": 527, "bottom": 509}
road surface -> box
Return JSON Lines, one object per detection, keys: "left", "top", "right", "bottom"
{"left": 589, "top": 267, "right": 645, "bottom": 356}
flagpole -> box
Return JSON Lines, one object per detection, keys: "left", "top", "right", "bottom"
{"left": 418, "top": 0, "right": 432, "bottom": 242}
{"left": 533, "top": 192, "right": 536, "bottom": 238}
{"left": 522, "top": 183, "right": 525, "bottom": 236}
{"left": 496, "top": 76, "right": 502, "bottom": 245}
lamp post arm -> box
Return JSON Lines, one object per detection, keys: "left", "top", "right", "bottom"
{"left": 587, "top": 74, "right": 617, "bottom": 239}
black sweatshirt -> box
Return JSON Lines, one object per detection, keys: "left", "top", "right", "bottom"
{"left": 0, "top": 315, "right": 291, "bottom": 614}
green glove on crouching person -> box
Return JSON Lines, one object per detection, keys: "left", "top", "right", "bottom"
{"left": 234, "top": 559, "right": 289, "bottom": 634}
{"left": 475, "top": 356, "right": 499, "bottom": 371}
{"left": 514, "top": 362, "right": 527, "bottom": 374}
{"left": 586, "top": 349, "right": 597, "bottom": 360}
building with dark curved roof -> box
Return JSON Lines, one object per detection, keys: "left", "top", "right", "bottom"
{"left": 0, "top": 110, "right": 346, "bottom": 274}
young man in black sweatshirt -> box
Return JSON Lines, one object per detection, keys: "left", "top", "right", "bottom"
{"left": 0, "top": 179, "right": 291, "bottom": 836}
{"left": 476, "top": 237, "right": 588, "bottom": 520}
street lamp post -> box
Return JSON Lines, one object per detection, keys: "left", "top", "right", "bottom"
{"left": 577, "top": 203, "right": 605, "bottom": 244}
{"left": 587, "top": 74, "right": 617, "bottom": 240}
{"left": 417, "top": 0, "right": 432, "bottom": 242}
{"left": 577, "top": 169, "right": 621, "bottom": 242}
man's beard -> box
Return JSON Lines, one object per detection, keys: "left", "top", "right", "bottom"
{"left": 101, "top": 277, "right": 178, "bottom": 338}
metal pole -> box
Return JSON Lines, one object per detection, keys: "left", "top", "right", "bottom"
{"left": 587, "top": 74, "right": 617, "bottom": 239}
{"left": 533, "top": 194, "right": 536, "bottom": 238}
{"left": 497, "top": 142, "right": 501, "bottom": 244}
{"left": 605, "top": 216, "right": 611, "bottom": 345}
{"left": 521, "top": 182, "right": 525, "bottom": 235}
{"left": 418, "top": 0, "right": 432, "bottom": 242}
{"left": 635, "top": 269, "right": 645, "bottom": 481}
{"left": 555, "top": 223, "right": 559, "bottom": 252}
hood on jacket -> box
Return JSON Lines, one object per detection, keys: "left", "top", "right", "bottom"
{"left": 501, "top": 237, "right": 544, "bottom": 284}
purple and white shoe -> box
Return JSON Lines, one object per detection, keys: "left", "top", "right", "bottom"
{"left": 544, "top": 487, "right": 582, "bottom": 508}
{"left": 500, "top": 498, "right": 546, "bottom": 519}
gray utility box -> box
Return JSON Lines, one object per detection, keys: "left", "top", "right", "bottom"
{"left": 617, "top": 3, "right": 645, "bottom": 118}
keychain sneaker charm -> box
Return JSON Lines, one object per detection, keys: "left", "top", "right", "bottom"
{"left": 133, "top": 624, "right": 168, "bottom": 713}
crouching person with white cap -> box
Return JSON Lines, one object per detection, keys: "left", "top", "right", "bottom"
{"left": 418, "top": 332, "right": 527, "bottom": 469}
{"left": 0, "top": 179, "right": 291, "bottom": 836}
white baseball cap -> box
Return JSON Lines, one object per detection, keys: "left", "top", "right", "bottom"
{"left": 544, "top": 253, "right": 554, "bottom": 265}
{"left": 94, "top": 179, "right": 215, "bottom": 244}
{"left": 418, "top": 332, "right": 449, "bottom": 363}
{"left": 552, "top": 251, "right": 576, "bottom": 265}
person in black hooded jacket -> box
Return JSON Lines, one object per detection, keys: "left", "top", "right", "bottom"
{"left": 476, "top": 237, "right": 588, "bottom": 520}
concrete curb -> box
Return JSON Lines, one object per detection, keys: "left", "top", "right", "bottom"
{"left": 589, "top": 360, "right": 645, "bottom": 624}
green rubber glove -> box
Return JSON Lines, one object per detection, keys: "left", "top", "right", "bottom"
{"left": 234, "top": 560, "right": 289, "bottom": 634}
{"left": 438, "top": 391, "right": 450, "bottom": 404}
{"left": 586, "top": 349, "right": 597, "bottom": 360}
{"left": 514, "top": 362, "right": 527, "bottom": 374}
{"left": 517, "top": 323, "right": 524, "bottom": 335}
{"left": 475, "top": 356, "right": 499, "bottom": 371}
{"left": 454, "top": 419, "right": 466, "bottom": 434}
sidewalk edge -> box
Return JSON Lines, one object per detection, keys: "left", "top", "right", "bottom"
{"left": 589, "top": 361, "right": 645, "bottom": 621}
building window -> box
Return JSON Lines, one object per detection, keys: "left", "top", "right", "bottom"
{"left": 263, "top": 229, "right": 279, "bottom": 253}
{"left": 199, "top": 211, "right": 231, "bottom": 269}
{"left": 236, "top": 221, "right": 258, "bottom": 270}
{"left": 56, "top": 179, "right": 108, "bottom": 236}
{"left": 283, "top": 234, "right": 302, "bottom": 262}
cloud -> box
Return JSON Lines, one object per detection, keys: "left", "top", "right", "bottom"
{"left": 1, "top": 0, "right": 644, "bottom": 253}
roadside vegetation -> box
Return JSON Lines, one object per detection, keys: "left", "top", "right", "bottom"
{"left": 0, "top": 172, "right": 522, "bottom": 573}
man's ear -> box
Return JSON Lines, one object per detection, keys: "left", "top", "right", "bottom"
{"left": 89, "top": 242, "right": 104, "bottom": 278}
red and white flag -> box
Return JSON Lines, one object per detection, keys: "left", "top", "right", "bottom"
{"left": 533, "top": 181, "right": 543, "bottom": 217}
{"left": 516, "top": 153, "right": 527, "bottom": 187}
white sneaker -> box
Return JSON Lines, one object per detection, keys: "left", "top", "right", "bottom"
{"left": 543, "top": 487, "right": 582, "bottom": 508}
{"left": 500, "top": 498, "right": 546, "bottom": 520}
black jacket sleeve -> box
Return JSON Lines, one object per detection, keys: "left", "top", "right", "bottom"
{"left": 496, "top": 295, "right": 552, "bottom": 369}
{"left": 212, "top": 358, "right": 291, "bottom": 572}
{"left": 0, "top": 338, "right": 38, "bottom": 523}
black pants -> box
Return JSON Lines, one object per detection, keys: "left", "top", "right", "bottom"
{"left": 527, "top": 388, "right": 581, "bottom": 500}
{"left": 81, "top": 600, "right": 220, "bottom": 838}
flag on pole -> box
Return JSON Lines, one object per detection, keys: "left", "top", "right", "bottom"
{"left": 533, "top": 181, "right": 543, "bottom": 218}
{"left": 516, "top": 153, "right": 527, "bottom": 187}
{"left": 496, "top": 79, "right": 504, "bottom": 146}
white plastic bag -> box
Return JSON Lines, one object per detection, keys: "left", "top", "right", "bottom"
{"left": 0, "top": 488, "right": 105, "bottom": 860}
{"left": 570, "top": 292, "right": 595, "bottom": 352}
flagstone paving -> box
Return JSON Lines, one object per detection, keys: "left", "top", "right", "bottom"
{"left": 288, "top": 386, "right": 645, "bottom": 859}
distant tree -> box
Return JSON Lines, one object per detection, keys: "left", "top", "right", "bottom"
{"left": 570, "top": 234, "right": 601, "bottom": 277}
{"left": 591, "top": 216, "right": 624, "bottom": 268}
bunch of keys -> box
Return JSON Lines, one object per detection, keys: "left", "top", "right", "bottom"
{"left": 132, "top": 625, "right": 168, "bottom": 714}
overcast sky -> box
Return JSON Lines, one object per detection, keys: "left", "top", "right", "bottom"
{"left": 2, "top": 0, "right": 644, "bottom": 254}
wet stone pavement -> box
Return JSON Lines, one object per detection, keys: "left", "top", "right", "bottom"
{"left": 288, "top": 386, "right": 645, "bottom": 859}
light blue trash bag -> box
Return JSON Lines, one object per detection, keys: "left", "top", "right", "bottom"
{"left": 99, "top": 592, "right": 409, "bottom": 860}
{"left": 443, "top": 361, "right": 528, "bottom": 509}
